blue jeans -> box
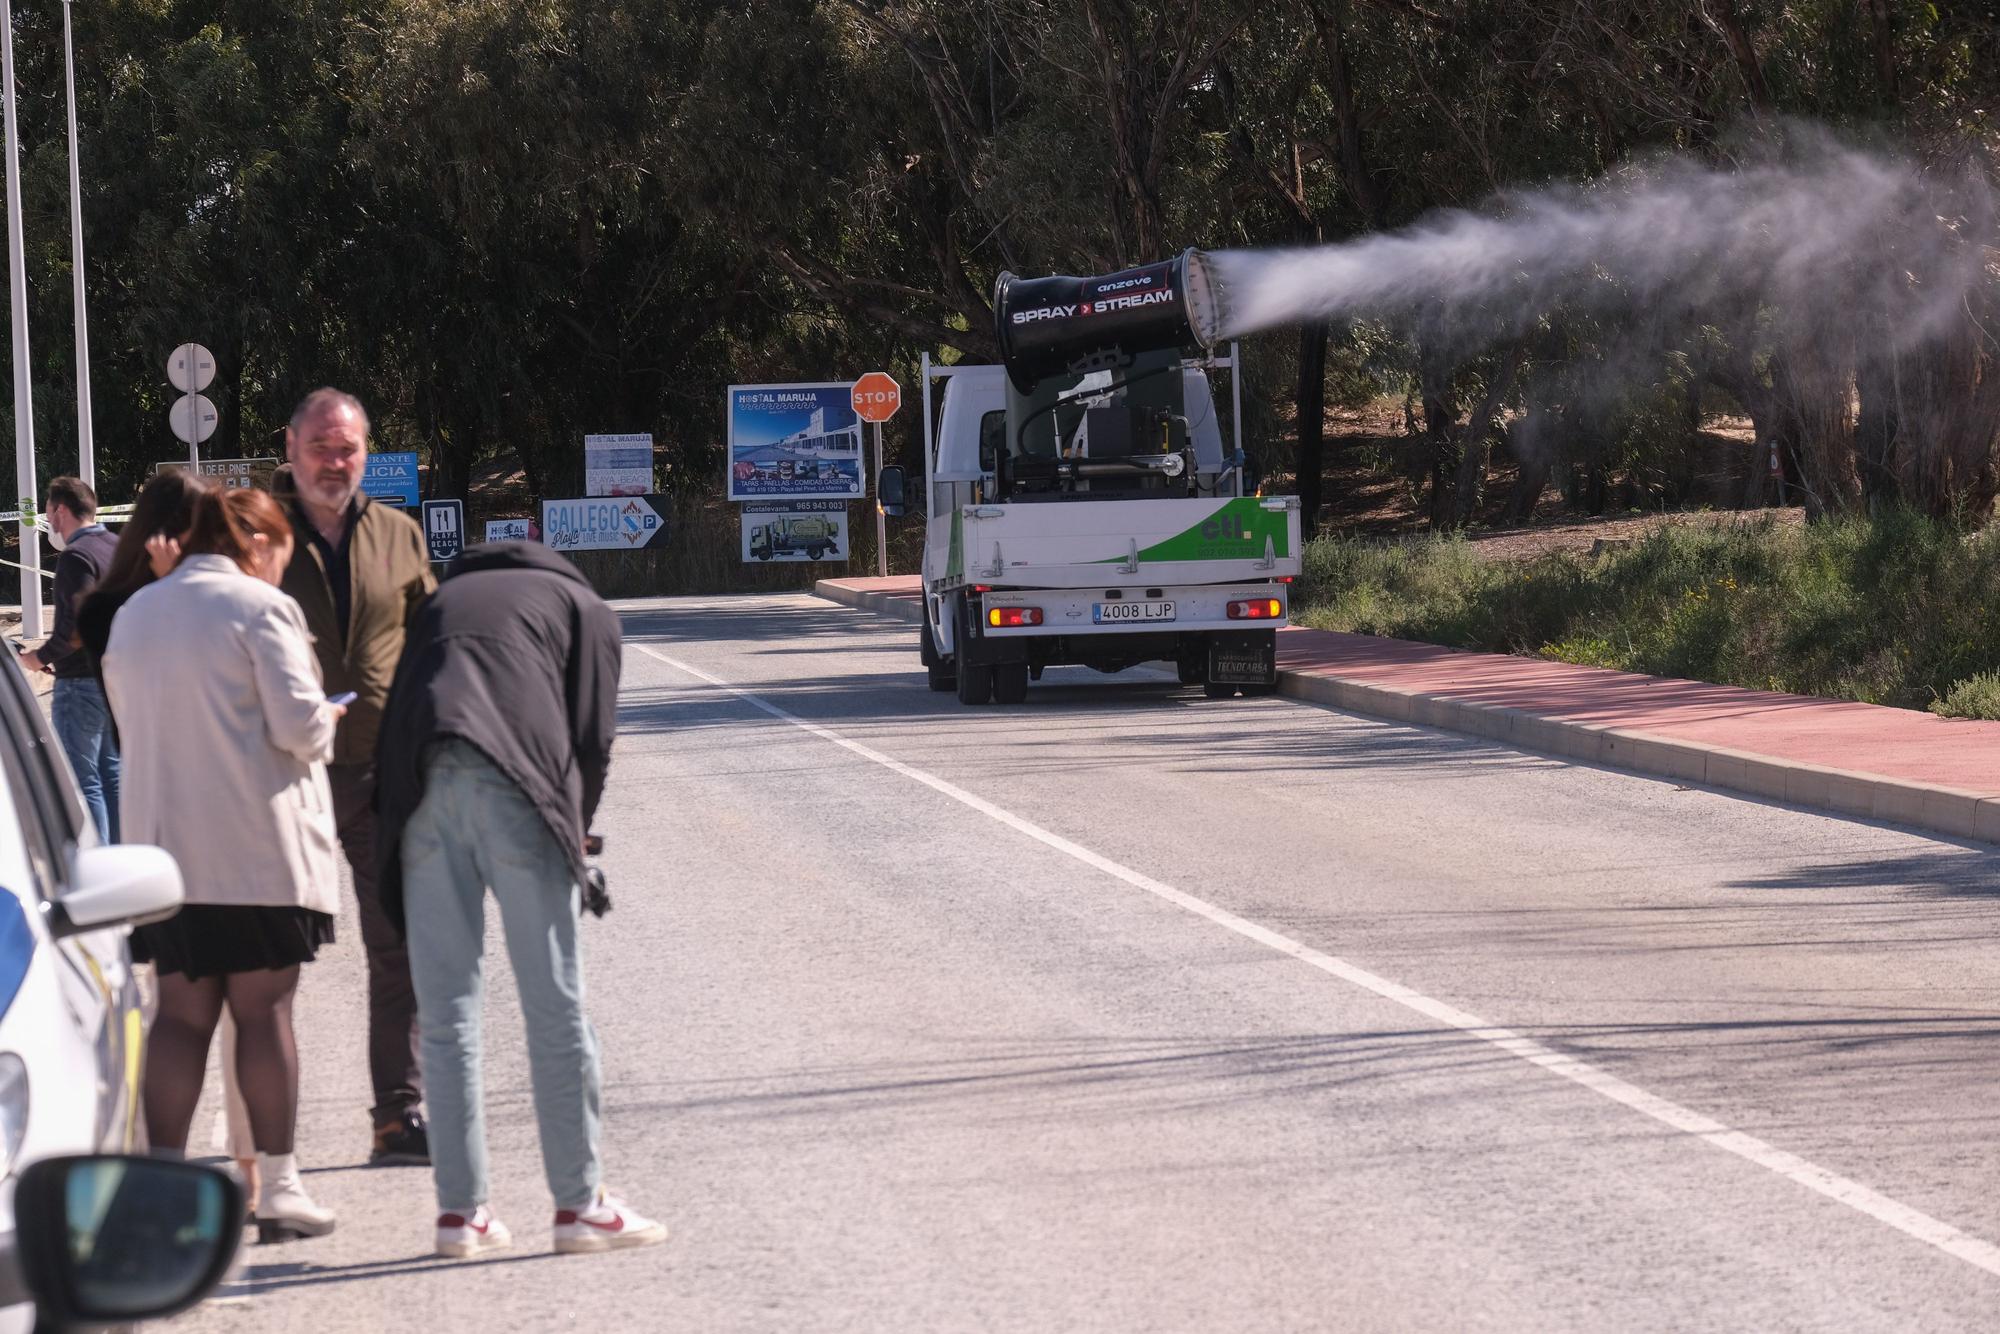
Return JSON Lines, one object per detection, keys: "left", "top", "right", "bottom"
{"left": 52, "top": 677, "right": 119, "bottom": 842}
{"left": 402, "top": 741, "right": 602, "bottom": 1213}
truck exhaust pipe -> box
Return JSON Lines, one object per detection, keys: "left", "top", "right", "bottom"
{"left": 993, "top": 249, "right": 1227, "bottom": 392}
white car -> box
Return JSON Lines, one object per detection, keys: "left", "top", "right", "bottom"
{"left": 0, "top": 659, "right": 183, "bottom": 1332}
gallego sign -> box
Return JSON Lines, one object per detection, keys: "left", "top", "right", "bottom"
{"left": 542, "top": 495, "right": 671, "bottom": 552}
{"left": 362, "top": 452, "right": 420, "bottom": 507}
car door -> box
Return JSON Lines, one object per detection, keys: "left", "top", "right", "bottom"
{"left": 0, "top": 664, "right": 139, "bottom": 1152}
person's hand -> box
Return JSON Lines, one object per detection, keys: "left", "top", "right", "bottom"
{"left": 145, "top": 533, "right": 182, "bottom": 579}
{"left": 15, "top": 647, "right": 43, "bottom": 673}
{"left": 326, "top": 703, "right": 347, "bottom": 721}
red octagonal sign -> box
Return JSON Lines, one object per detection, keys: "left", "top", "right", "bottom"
{"left": 851, "top": 371, "right": 902, "bottom": 424}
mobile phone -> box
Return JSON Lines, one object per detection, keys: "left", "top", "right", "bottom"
{"left": 327, "top": 691, "right": 358, "bottom": 707}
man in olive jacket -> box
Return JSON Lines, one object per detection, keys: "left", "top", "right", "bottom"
{"left": 279, "top": 387, "right": 437, "bottom": 1166}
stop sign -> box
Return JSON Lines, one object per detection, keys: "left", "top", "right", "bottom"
{"left": 852, "top": 372, "right": 902, "bottom": 423}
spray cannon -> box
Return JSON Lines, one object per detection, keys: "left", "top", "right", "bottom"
{"left": 993, "top": 249, "right": 1227, "bottom": 394}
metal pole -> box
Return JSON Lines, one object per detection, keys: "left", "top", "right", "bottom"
{"left": 3, "top": 0, "right": 42, "bottom": 637}
{"left": 873, "top": 419, "right": 888, "bottom": 578}
{"left": 61, "top": 0, "right": 91, "bottom": 488}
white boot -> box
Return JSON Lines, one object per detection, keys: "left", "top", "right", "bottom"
{"left": 255, "top": 1153, "right": 336, "bottom": 1242}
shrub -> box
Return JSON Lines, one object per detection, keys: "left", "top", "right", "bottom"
{"left": 1294, "top": 510, "right": 2000, "bottom": 713}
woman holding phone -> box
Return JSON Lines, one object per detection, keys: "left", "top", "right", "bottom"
{"left": 102, "top": 486, "right": 348, "bottom": 1241}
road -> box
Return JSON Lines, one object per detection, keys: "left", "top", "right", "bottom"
{"left": 184, "top": 592, "right": 2000, "bottom": 1332}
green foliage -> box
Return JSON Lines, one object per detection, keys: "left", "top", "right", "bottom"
{"left": 1933, "top": 672, "right": 2000, "bottom": 721}
{"left": 1295, "top": 511, "right": 2000, "bottom": 711}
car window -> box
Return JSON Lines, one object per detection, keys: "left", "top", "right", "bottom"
{"left": 0, "top": 661, "right": 80, "bottom": 899}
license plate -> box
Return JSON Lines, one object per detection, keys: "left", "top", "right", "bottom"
{"left": 1093, "top": 600, "right": 1175, "bottom": 624}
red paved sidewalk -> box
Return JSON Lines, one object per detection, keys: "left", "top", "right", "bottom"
{"left": 815, "top": 576, "right": 2000, "bottom": 843}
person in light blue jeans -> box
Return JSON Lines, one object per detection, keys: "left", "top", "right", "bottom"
{"left": 378, "top": 538, "right": 662, "bottom": 1258}
{"left": 402, "top": 741, "right": 603, "bottom": 1218}
{"left": 51, "top": 677, "right": 119, "bottom": 841}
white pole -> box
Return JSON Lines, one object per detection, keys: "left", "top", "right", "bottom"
{"left": 873, "top": 420, "right": 887, "bottom": 578}
{"left": 61, "top": 0, "right": 91, "bottom": 488}
{"left": 2, "top": 0, "right": 42, "bottom": 638}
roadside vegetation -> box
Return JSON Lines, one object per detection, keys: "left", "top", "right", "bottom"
{"left": 1293, "top": 511, "right": 2000, "bottom": 718}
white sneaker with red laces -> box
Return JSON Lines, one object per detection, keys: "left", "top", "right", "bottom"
{"left": 552, "top": 1190, "right": 668, "bottom": 1255}
{"left": 436, "top": 1205, "right": 512, "bottom": 1259}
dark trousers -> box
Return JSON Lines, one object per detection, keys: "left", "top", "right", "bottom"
{"left": 329, "top": 762, "right": 423, "bottom": 1124}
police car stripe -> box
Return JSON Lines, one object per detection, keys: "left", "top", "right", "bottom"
{"left": 0, "top": 892, "right": 33, "bottom": 1020}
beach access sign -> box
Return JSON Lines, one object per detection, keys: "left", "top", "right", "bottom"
{"left": 585, "top": 433, "right": 654, "bottom": 496}
{"left": 726, "top": 383, "right": 863, "bottom": 502}
{"left": 362, "top": 452, "right": 420, "bottom": 507}
{"left": 542, "top": 495, "right": 670, "bottom": 552}
{"left": 741, "top": 500, "right": 847, "bottom": 564}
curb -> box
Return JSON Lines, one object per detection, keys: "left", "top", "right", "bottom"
{"left": 812, "top": 579, "right": 1998, "bottom": 845}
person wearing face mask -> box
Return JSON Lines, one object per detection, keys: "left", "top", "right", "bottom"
{"left": 278, "top": 387, "right": 438, "bottom": 1168}
{"left": 19, "top": 477, "right": 122, "bottom": 840}
{"left": 102, "top": 485, "right": 348, "bottom": 1241}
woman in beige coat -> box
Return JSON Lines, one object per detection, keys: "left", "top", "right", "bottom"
{"left": 103, "top": 486, "right": 346, "bottom": 1241}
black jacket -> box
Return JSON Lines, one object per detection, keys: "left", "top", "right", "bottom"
{"left": 375, "top": 542, "right": 622, "bottom": 933}
{"left": 45, "top": 525, "right": 117, "bottom": 679}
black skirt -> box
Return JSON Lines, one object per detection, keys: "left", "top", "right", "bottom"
{"left": 131, "top": 904, "right": 336, "bottom": 980}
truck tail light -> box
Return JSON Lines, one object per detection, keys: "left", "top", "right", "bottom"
{"left": 988, "top": 606, "right": 1044, "bottom": 628}
{"left": 1227, "top": 599, "right": 1283, "bottom": 620}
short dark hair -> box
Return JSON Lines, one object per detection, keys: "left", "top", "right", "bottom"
{"left": 289, "top": 387, "right": 370, "bottom": 436}
{"left": 47, "top": 476, "right": 96, "bottom": 521}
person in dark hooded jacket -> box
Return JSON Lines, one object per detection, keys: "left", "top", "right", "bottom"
{"left": 375, "top": 540, "right": 666, "bottom": 1260}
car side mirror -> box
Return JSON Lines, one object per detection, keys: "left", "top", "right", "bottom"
{"left": 877, "top": 465, "right": 907, "bottom": 518}
{"left": 14, "top": 1155, "right": 244, "bottom": 1328}
{"left": 49, "top": 845, "right": 183, "bottom": 939}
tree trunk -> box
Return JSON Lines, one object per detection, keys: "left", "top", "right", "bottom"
{"left": 1867, "top": 0, "right": 1898, "bottom": 105}
{"left": 1295, "top": 321, "right": 1328, "bottom": 539}
{"left": 1419, "top": 346, "right": 1457, "bottom": 528}
{"left": 1854, "top": 347, "right": 1900, "bottom": 509}
{"left": 1449, "top": 344, "right": 1526, "bottom": 527}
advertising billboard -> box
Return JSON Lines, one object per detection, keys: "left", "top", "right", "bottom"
{"left": 726, "top": 383, "right": 863, "bottom": 502}
{"left": 585, "top": 433, "right": 654, "bottom": 497}
{"left": 740, "top": 501, "right": 847, "bottom": 563}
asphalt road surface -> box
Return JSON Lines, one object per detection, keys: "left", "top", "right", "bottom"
{"left": 183, "top": 592, "right": 2000, "bottom": 1332}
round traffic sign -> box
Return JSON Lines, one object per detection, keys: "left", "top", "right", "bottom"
{"left": 851, "top": 371, "right": 901, "bottom": 423}
{"left": 169, "top": 393, "right": 219, "bottom": 445}
{"left": 168, "top": 343, "right": 216, "bottom": 394}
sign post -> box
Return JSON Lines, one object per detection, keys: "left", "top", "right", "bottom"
{"left": 2, "top": 0, "right": 38, "bottom": 636}
{"left": 851, "top": 372, "right": 901, "bottom": 578}
{"left": 167, "top": 343, "right": 217, "bottom": 470}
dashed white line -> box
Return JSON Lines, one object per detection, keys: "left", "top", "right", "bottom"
{"left": 630, "top": 639, "right": 2000, "bottom": 1279}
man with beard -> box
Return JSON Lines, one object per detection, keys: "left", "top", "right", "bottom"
{"left": 280, "top": 387, "right": 437, "bottom": 1165}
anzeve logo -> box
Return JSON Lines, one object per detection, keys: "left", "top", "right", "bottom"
{"left": 1094, "top": 273, "right": 1159, "bottom": 294}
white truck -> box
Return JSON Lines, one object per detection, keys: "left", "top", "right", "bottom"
{"left": 877, "top": 250, "right": 1301, "bottom": 706}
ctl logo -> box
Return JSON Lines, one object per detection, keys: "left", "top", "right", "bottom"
{"left": 1201, "top": 513, "right": 1254, "bottom": 542}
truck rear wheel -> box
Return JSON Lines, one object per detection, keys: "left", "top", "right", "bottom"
{"left": 992, "top": 662, "right": 1028, "bottom": 705}
{"left": 920, "top": 618, "right": 954, "bottom": 692}
{"left": 952, "top": 596, "right": 992, "bottom": 705}
{"left": 956, "top": 660, "right": 994, "bottom": 705}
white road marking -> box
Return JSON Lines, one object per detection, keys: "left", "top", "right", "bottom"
{"left": 630, "top": 640, "right": 2000, "bottom": 1279}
